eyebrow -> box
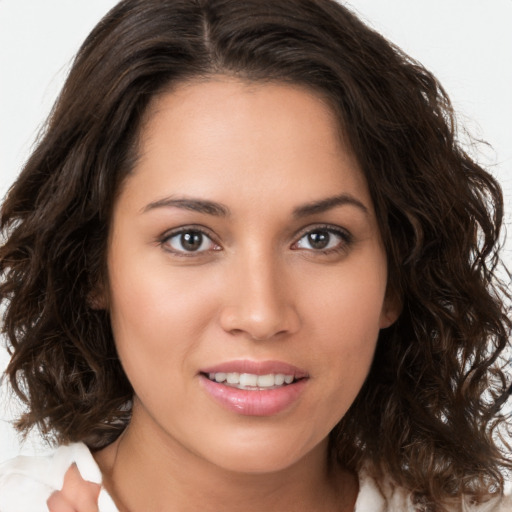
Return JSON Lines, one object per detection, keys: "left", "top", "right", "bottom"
{"left": 293, "top": 194, "right": 368, "bottom": 218}
{"left": 142, "top": 197, "right": 230, "bottom": 216}
{"left": 142, "top": 193, "right": 368, "bottom": 218}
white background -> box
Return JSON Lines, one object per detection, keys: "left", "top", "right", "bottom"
{"left": 1, "top": 0, "right": 511, "bottom": 463}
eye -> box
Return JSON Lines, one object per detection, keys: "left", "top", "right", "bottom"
{"left": 293, "top": 227, "right": 351, "bottom": 253}
{"left": 162, "top": 229, "right": 219, "bottom": 254}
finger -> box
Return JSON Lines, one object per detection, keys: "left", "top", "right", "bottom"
{"left": 47, "top": 490, "right": 77, "bottom": 512}
{"left": 58, "top": 464, "right": 101, "bottom": 512}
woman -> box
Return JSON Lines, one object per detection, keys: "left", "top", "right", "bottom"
{"left": 0, "top": 0, "right": 510, "bottom": 510}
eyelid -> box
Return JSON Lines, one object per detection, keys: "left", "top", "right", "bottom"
{"left": 156, "top": 223, "right": 353, "bottom": 256}
{"left": 158, "top": 225, "right": 221, "bottom": 255}
{"left": 293, "top": 223, "right": 352, "bottom": 240}
{"left": 291, "top": 224, "right": 353, "bottom": 252}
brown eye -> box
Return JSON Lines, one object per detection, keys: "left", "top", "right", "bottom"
{"left": 180, "top": 232, "right": 204, "bottom": 251}
{"left": 306, "top": 231, "right": 330, "bottom": 250}
{"left": 164, "top": 230, "right": 218, "bottom": 253}
{"left": 294, "top": 227, "right": 351, "bottom": 252}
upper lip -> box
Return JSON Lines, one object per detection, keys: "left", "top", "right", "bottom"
{"left": 200, "top": 360, "right": 309, "bottom": 378}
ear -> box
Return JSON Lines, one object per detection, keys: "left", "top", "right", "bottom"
{"left": 87, "top": 281, "right": 109, "bottom": 310}
{"left": 379, "top": 288, "right": 402, "bottom": 329}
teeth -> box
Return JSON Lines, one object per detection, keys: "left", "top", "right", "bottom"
{"left": 239, "top": 373, "right": 258, "bottom": 387}
{"left": 274, "top": 374, "right": 285, "bottom": 386}
{"left": 207, "top": 372, "right": 296, "bottom": 389}
{"left": 226, "top": 372, "right": 240, "bottom": 384}
{"left": 257, "top": 374, "right": 275, "bottom": 387}
{"left": 284, "top": 375, "right": 294, "bottom": 384}
{"left": 214, "top": 372, "right": 227, "bottom": 383}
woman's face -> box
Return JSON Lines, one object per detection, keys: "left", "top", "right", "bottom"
{"left": 106, "top": 78, "right": 398, "bottom": 473}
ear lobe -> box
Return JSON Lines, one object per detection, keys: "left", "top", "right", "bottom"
{"left": 87, "top": 283, "right": 108, "bottom": 310}
{"left": 379, "top": 291, "right": 402, "bottom": 329}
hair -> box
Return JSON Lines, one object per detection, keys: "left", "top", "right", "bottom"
{"left": 1, "top": 0, "right": 510, "bottom": 509}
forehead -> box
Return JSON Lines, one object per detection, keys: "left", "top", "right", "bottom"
{"left": 142, "top": 77, "right": 344, "bottom": 148}
{"left": 118, "top": 77, "right": 371, "bottom": 215}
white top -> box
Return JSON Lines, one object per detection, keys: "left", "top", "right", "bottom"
{"left": 0, "top": 443, "right": 509, "bottom": 511}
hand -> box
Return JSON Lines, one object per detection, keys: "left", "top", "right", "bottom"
{"left": 47, "top": 463, "right": 101, "bottom": 512}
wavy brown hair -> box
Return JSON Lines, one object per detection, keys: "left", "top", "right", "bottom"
{"left": 1, "top": 0, "right": 510, "bottom": 509}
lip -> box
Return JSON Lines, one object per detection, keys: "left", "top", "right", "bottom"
{"left": 199, "top": 360, "right": 309, "bottom": 416}
{"left": 200, "top": 360, "right": 308, "bottom": 378}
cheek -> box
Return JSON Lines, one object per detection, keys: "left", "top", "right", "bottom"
{"left": 299, "top": 253, "right": 386, "bottom": 394}
{"left": 106, "top": 254, "right": 221, "bottom": 390}
{"left": 312, "top": 291, "right": 380, "bottom": 390}
{"left": 302, "top": 253, "right": 387, "bottom": 345}
{"left": 304, "top": 297, "right": 381, "bottom": 435}
{"left": 108, "top": 251, "right": 217, "bottom": 336}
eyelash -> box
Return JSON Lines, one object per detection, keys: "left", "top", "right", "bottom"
{"left": 292, "top": 224, "right": 353, "bottom": 255}
{"left": 158, "top": 224, "right": 353, "bottom": 257}
{"left": 158, "top": 226, "right": 220, "bottom": 257}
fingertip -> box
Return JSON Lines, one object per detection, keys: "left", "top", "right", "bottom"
{"left": 52, "top": 464, "right": 101, "bottom": 512}
{"left": 47, "top": 490, "right": 76, "bottom": 512}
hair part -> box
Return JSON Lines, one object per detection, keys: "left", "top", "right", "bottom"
{"left": 1, "top": 1, "right": 510, "bottom": 509}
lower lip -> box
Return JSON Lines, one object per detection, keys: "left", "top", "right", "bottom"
{"left": 199, "top": 375, "right": 308, "bottom": 416}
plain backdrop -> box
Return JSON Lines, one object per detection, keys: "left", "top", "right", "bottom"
{"left": 1, "top": 0, "right": 511, "bottom": 463}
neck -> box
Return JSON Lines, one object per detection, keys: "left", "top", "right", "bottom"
{"left": 94, "top": 406, "right": 358, "bottom": 512}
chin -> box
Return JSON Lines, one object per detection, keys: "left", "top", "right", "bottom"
{"left": 214, "top": 453, "right": 301, "bottom": 475}
{"left": 199, "top": 431, "right": 324, "bottom": 475}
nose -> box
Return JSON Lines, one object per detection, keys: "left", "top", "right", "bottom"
{"left": 219, "top": 251, "right": 301, "bottom": 341}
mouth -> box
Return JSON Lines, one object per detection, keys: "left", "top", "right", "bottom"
{"left": 202, "top": 371, "right": 301, "bottom": 390}
{"left": 199, "top": 360, "right": 309, "bottom": 416}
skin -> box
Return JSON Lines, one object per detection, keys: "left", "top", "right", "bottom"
{"left": 50, "top": 78, "right": 399, "bottom": 511}
{"left": 47, "top": 465, "right": 100, "bottom": 512}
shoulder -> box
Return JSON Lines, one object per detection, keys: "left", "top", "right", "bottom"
{"left": 0, "top": 442, "right": 102, "bottom": 512}
{"left": 355, "top": 469, "right": 512, "bottom": 512}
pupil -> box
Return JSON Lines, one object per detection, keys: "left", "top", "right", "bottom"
{"left": 308, "top": 231, "right": 329, "bottom": 249}
{"left": 181, "top": 232, "right": 202, "bottom": 251}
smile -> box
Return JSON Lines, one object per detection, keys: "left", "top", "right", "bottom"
{"left": 207, "top": 372, "right": 296, "bottom": 389}
{"left": 199, "top": 361, "right": 309, "bottom": 416}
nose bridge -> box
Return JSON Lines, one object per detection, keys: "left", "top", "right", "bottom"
{"left": 220, "top": 244, "right": 299, "bottom": 340}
